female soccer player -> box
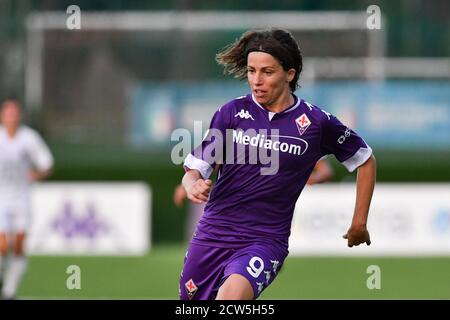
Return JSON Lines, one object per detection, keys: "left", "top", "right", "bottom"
{"left": 179, "top": 29, "right": 376, "bottom": 300}
{"left": 0, "top": 100, "right": 54, "bottom": 299}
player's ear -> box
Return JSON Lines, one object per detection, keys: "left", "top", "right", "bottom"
{"left": 286, "top": 68, "right": 296, "bottom": 83}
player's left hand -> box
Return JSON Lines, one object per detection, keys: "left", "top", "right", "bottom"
{"left": 343, "top": 225, "right": 371, "bottom": 247}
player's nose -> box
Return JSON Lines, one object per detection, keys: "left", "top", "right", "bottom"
{"left": 251, "top": 72, "right": 263, "bottom": 86}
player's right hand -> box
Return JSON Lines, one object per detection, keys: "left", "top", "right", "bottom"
{"left": 186, "top": 179, "right": 212, "bottom": 204}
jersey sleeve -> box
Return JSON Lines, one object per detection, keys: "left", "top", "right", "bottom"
{"left": 28, "top": 131, "right": 54, "bottom": 171}
{"left": 183, "top": 104, "right": 230, "bottom": 179}
{"left": 320, "top": 114, "right": 372, "bottom": 172}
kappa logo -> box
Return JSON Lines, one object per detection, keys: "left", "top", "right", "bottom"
{"left": 235, "top": 109, "right": 254, "bottom": 120}
{"left": 295, "top": 113, "right": 311, "bottom": 136}
{"left": 264, "top": 270, "right": 271, "bottom": 284}
{"left": 256, "top": 282, "right": 264, "bottom": 294}
{"left": 270, "top": 260, "right": 280, "bottom": 274}
{"left": 185, "top": 278, "right": 198, "bottom": 300}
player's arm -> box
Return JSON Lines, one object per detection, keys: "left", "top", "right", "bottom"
{"left": 182, "top": 103, "right": 230, "bottom": 204}
{"left": 318, "top": 109, "right": 375, "bottom": 247}
{"left": 182, "top": 169, "right": 212, "bottom": 204}
{"left": 343, "top": 154, "right": 376, "bottom": 247}
{"left": 28, "top": 130, "right": 54, "bottom": 182}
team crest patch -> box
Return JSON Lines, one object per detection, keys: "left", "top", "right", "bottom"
{"left": 185, "top": 278, "right": 198, "bottom": 299}
{"left": 295, "top": 113, "right": 311, "bottom": 135}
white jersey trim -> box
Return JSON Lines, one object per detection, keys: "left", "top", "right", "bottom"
{"left": 342, "top": 146, "right": 373, "bottom": 172}
{"left": 251, "top": 94, "right": 301, "bottom": 118}
{"left": 184, "top": 153, "right": 213, "bottom": 179}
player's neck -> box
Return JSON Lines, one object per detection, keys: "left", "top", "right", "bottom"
{"left": 264, "top": 91, "right": 295, "bottom": 113}
{"left": 5, "top": 126, "right": 18, "bottom": 138}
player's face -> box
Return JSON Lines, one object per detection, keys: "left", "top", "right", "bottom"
{"left": 247, "top": 51, "right": 295, "bottom": 108}
{"left": 1, "top": 102, "right": 22, "bottom": 129}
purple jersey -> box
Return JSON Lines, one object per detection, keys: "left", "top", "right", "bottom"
{"left": 184, "top": 93, "right": 372, "bottom": 250}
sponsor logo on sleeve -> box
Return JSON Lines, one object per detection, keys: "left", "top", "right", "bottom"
{"left": 338, "top": 127, "right": 352, "bottom": 144}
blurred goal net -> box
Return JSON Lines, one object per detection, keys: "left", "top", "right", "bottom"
{"left": 25, "top": 11, "right": 449, "bottom": 145}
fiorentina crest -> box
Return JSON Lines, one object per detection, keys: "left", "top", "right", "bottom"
{"left": 185, "top": 278, "right": 198, "bottom": 300}
{"left": 295, "top": 113, "right": 311, "bottom": 136}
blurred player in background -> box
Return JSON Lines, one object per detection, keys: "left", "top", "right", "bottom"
{"left": 306, "top": 156, "right": 333, "bottom": 185}
{"left": 173, "top": 183, "right": 205, "bottom": 243}
{"left": 0, "top": 100, "right": 54, "bottom": 299}
{"left": 180, "top": 29, "right": 376, "bottom": 300}
{"left": 174, "top": 157, "right": 333, "bottom": 242}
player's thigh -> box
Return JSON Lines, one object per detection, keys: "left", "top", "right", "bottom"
{"left": 179, "top": 243, "right": 232, "bottom": 300}
{"left": 0, "top": 233, "right": 7, "bottom": 254}
{"left": 13, "top": 232, "right": 26, "bottom": 255}
{"left": 223, "top": 243, "right": 287, "bottom": 299}
{"left": 216, "top": 273, "right": 254, "bottom": 300}
{"left": 7, "top": 200, "right": 30, "bottom": 255}
{"left": 0, "top": 203, "right": 12, "bottom": 254}
{"left": 0, "top": 202, "right": 10, "bottom": 234}
{"left": 11, "top": 200, "right": 31, "bottom": 236}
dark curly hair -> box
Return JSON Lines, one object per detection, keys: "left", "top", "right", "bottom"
{"left": 216, "top": 29, "right": 303, "bottom": 92}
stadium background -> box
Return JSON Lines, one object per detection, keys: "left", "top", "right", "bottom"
{"left": 0, "top": 0, "right": 449, "bottom": 299}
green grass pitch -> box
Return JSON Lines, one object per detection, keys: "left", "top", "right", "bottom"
{"left": 19, "top": 245, "right": 450, "bottom": 300}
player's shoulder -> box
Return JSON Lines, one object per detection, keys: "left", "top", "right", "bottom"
{"left": 217, "top": 94, "right": 251, "bottom": 114}
{"left": 19, "top": 125, "right": 37, "bottom": 135}
{"left": 18, "top": 125, "right": 44, "bottom": 141}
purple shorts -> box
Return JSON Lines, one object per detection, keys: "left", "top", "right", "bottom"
{"left": 179, "top": 242, "right": 287, "bottom": 300}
